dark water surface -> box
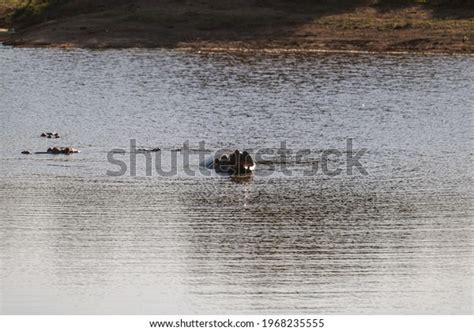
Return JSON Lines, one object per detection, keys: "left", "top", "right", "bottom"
{"left": 0, "top": 46, "right": 472, "bottom": 314}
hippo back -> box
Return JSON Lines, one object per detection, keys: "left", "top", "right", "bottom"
{"left": 201, "top": 149, "right": 234, "bottom": 169}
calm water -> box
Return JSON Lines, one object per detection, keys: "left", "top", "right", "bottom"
{"left": 0, "top": 46, "right": 472, "bottom": 314}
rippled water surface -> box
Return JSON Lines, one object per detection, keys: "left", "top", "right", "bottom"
{"left": 0, "top": 46, "right": 472, "bottom": 314}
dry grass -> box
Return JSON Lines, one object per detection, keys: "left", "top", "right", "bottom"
{"left": 314, "top": 8, "right": 474, "bottom": 31}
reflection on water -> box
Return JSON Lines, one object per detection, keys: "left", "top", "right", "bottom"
{"left": 0, "top": 46, "right": 472, "bottom": 314}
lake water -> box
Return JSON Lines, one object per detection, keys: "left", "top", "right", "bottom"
{"left": 0, "top": 46, "right": 472, "bottom": 314}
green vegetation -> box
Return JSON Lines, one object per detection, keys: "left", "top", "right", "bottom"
{"left": 0, "top": 0, "right": 118, "bottom": 27}
{"left": 1, "top": 0, "right": 55, "bottom": 26}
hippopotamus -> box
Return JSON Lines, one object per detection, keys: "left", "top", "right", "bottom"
{"left": 137, "top": 147, "right": 161, "bottom": 153}
{"left": 41, "top": 132, "right": 60, "bottom": 139}
{"left": 205, "top": 150, "right": 255, "bottom": 175}
{"left": 21, "top": 147, "right": 79, "bottom": 155}
{"left": 46, "top": 147, "right": 79, "bottom": 155}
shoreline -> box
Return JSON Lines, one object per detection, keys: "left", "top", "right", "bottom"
{"left": 2, "top": 40, "right": 473, "bottom": 56}
{"left": 3, "top": 46, "right": 473, "bottom": 57}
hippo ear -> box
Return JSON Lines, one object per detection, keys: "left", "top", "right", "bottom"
{"left": 243, "top": 151, "right": 254, "bottom": 163}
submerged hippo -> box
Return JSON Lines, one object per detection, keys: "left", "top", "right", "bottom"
{"left": 41, "top": 132, "right": 60, "bottom": 139}
{"left": 205, "top": 150, "right": 255, "bottom": 175}
{"left": 46, "top": 147, "right": 79, "bottom": 155}
{"left": 137, "top": 147, "right": 161, "bottom": 153}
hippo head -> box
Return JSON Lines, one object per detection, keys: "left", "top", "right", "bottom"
{"left": 234, "top": 150, "right": 255, "bottom": 174}
{"left": 213, "top": 150, "right": 255, "bottom": 174}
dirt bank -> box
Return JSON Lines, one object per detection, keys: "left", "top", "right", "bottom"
{"left": 0, "top": 0, "right": 473, "bottom": 54}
